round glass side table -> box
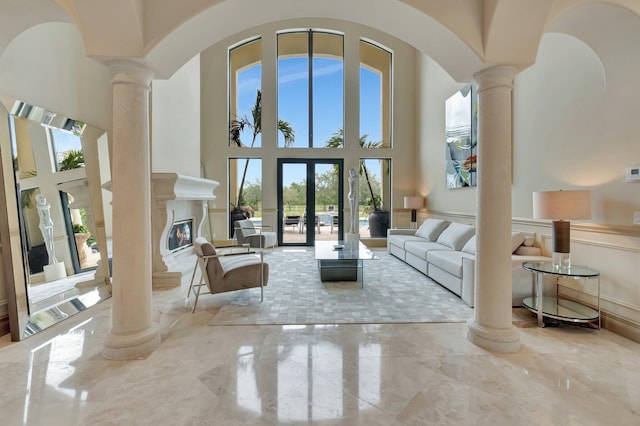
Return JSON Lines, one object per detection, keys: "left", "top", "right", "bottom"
{"left": 522, "top": 261, "right": 600, "bottom": 328}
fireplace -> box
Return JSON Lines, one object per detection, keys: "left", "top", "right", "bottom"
{"left": 151, "top": 173, "right": 219, "bottom": 288}
{"left": 168, "top": 218, "right": 193, "bottom": 252}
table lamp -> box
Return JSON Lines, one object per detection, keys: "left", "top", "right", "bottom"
{"left": 404, "top": 196, "right": 424, "bottom": 229}
{"left": 532, "top": 190, "right": 591, "bottom": 269}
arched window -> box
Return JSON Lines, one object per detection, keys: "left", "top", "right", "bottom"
{"left": 360, "top": 39, "right": 392, "bottom": 149}
{"left": 229, "top": 37, "right": 262, "bottom": 148}
{"left": 277, "top": 30, "right": 344, "bottom": 148}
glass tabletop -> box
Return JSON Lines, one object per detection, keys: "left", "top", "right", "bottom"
{"left": 522, "top": 261, "right": 599, "bottom": 277}
{"left": 314, "top": 240, "right": 377, "bottom": 261}
{"left": 522, "top": 297, "right": 599, "bottom": 321}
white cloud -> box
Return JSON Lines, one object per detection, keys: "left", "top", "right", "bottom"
{"left": 279, "top": 62, "right": 342, "bottom": 85}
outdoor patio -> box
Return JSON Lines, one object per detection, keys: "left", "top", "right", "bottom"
{"left": 277, "top": 216, "right": 372, "bottom": 244}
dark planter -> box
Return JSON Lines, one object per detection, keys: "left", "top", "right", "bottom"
{"left": 229, "top": 209, "right": 248, "bottom": 238}
{"left": 368, "top": 210, "right": 390, "bottom": 238}
{"left": 27, "top": 243, "right": 49, "bottom": 274}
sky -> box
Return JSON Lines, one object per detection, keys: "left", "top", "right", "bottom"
{"left": 235, "top": 55, "right": 383, "bottom": 187}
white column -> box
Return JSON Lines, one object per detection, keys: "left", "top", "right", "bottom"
{"left": 103, "top": 61, "right": 160, "bottom": 359}
{"left": 80, "top": 125, "right": 111, "bottom": 290}
{"left": 466, "top": 65, "right": 520, "bottom": 353}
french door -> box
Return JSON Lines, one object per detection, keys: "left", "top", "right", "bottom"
{"left": 277, "top": 159, "right": 344, "bottom": 246}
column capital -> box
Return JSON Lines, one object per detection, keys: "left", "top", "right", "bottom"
{"left": 106, "top": 60, "right": 154, "bottom": 87}
{"left": 474, "top": 65, "right": 517, "bottom": 92}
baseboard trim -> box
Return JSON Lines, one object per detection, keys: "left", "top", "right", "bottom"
{"left": 0, "top": 314, "right": 10, "bottom": 337}
{"left": 601, "top": 311, "right": 640, "bottom": 344}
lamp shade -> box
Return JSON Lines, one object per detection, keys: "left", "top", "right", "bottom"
{"left": 404, "top": 196, "right": 424, "bottom": 210}
{"left": 532, "top": 190, "right": 591, "bottom": 220}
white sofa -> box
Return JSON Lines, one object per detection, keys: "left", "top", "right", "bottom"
{"left": 387, "top": 218, "right": 552, "bottom": 307}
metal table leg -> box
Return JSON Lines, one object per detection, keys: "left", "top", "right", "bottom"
{"left": 536, "top": 271, "right": 544, "bottom": 327}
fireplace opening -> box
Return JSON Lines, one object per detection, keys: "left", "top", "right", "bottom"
{"left": 168, "top": 218, "right": 193, "bottom": 252}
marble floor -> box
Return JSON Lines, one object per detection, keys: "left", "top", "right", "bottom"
{"left": 1, "top": 285, "right": 640, "bottom": 425}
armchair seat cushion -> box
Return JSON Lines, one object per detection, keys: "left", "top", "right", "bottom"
{"left": 220, "top": 253, "right": 264, "bottom": 272}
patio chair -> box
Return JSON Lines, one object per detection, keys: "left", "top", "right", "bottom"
{"left": 330, "top": 215, "right": 339, "bottom": 233}
{"left": 188, "top": 237, "right": 268, "bottom": 312}
{"left": 300, "top": 212, "right": 321, "bottom": 234}
{"left": 283, "top": 214, "right": 302, "bottom": 232}
{"left": 234, "top": 219, "right": 277, "bottom": 249}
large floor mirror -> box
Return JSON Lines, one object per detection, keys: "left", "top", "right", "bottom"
{"left": 0, "top": 96, "right": 112, "bottom": 340}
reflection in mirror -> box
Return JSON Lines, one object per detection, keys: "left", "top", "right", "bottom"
{"left": 0, "top": 97, "right": 112, "bottom": 340}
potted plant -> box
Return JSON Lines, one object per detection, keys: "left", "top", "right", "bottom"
{"left": 229, "top": 89, "right": 295, "bottom": 235}
{"left": 73, "top": 223, "right": 91, "bottom": 268}
{"left": 325, "top": 129, "right": 390, "bottom": 237}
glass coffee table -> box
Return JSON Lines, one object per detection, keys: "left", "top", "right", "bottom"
{"left": 314, "top": 240, "right": 378, "bottom": 287}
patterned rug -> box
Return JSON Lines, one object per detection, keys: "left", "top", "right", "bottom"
{"left": 207, "top": 247, "right": 474, "bottom": 326}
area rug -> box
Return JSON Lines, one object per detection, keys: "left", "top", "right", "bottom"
{"left": 207, "top": 247, "right": 473, "bottom": 326}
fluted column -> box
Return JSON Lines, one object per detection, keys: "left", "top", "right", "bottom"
{"left": 466, "top": 65, "right": 520, "bottom": 353}
{"left": 103, "top": 61, "right": 160, "bottom": 359}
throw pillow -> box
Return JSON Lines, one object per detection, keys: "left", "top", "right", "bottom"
{"left": 511, "top": 232, "right": 526, "bottom": 253}
{"left": 514, "top": 246, "right": 542, "bottom": 256}
{"left": 436, "top": 222, "right": 476, "bottom": 250}
{"left": 461, "top": 235, "right": 476, "bottom": 255}
{"left": 415, "top": 219, "right": 450, "bottom": 241}
{"left": 523, "top": 236, "right": 535, "bottom": 247}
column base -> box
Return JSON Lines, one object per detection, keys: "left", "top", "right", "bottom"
{"left": 44, "top": 262, "right": 67, "bottom": 281}
{"left": 466, "top": 318, "right": 520, "bottom": 353}
{"left": 103, "top": 326, "right": 160, "bottom": 360}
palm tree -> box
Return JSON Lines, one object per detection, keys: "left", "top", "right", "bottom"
{"left": 58, "top": 149, "right": 85, "bottom": 171}
{"left": 325, "top": 128, "right": 383, "bottom": 211}
{"left": 230, "top": 89, "right": 294, "bottom": 210}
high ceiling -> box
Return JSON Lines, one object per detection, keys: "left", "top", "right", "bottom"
{"left": 0, "top": 0, "right": 637, "bottom": 125}
{"left": 0, "top": 0, "right": 637, "bottom": 82}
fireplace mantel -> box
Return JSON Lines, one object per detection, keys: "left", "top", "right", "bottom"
{"left": 151, "top": 173, "right": 219, "bottom": 288}
{"left": 152, "top": 173, "right": 219, "bottom": 202}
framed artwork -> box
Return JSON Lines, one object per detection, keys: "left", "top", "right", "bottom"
{"left": 445, "top": 84, "right": 477, "bottom": 189}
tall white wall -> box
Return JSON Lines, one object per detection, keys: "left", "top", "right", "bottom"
{"left": 0, "top": 22, "right": 112, "bottom": 131}
{"left": 151, "top": 55, "right": 201, "bottom": 177}
{"left": 416, "top": 7, "right": 640, "bottom": 341}
{"left": 416, "top": 53, "right": 473, "bottom": 215}
{"left": 513, "top": 32, "right": 640, "bottom": 225}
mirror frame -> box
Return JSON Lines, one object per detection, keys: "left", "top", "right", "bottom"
{"left": 0, "top": 97, "right": 112, "bottom": 340}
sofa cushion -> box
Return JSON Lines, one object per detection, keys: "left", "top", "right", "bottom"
{"left": 436, "top": 222, "right": 475, "bottom": 250}
{"left": 404, "top": 240, "right": 453, "bottom": 260}
{"left": 461, "top": 235, "right": 476, "bottom": 255}
{"left": 427, "top": 250, "right": 475, "bottom": 278}
{"left": 388, "top": 234, "right": 427, "bottom": 249}
{"left": 456, "top": 232, "right": 526, "bottom": 254}
{"left": 511, "top": 231, "right": 526, "bottom": 253}
{"left": 414, "top": 219, "right": 450, "bottom": 241}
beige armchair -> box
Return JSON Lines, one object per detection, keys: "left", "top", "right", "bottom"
{"left": 234, "top": 219, "right": 277, "bottom": 249}
{"left": 188, "top": 237, "right": 268, "bottom": 312}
